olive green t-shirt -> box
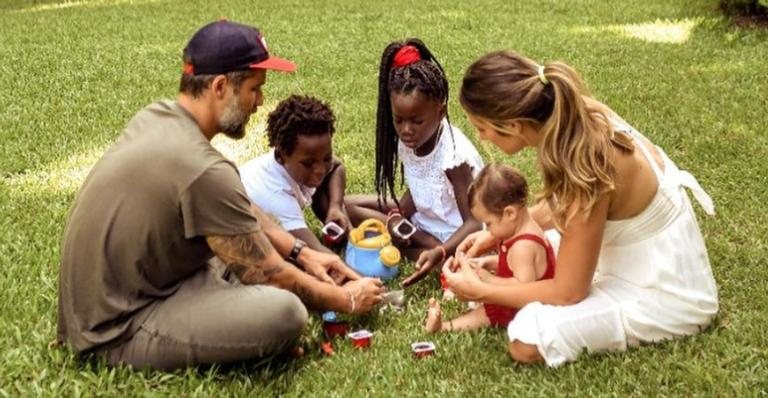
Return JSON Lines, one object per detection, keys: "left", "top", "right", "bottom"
{"left": 58, "top": 100, "right": 259, "bottom": 353}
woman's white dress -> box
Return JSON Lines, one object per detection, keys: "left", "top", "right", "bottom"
{"left": 508, "top": 123, "right": 719, "bottom": 367}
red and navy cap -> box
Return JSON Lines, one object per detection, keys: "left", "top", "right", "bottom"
{"left": 183, "top": 20, "right": 296, "bottom": 75}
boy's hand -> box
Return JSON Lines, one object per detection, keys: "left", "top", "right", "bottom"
{"left": 326, "top": 206, "right": 351, "bottom": 232}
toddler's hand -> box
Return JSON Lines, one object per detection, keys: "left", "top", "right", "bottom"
{"left": 456, "top": 230, "right": 498, "bottom": 257}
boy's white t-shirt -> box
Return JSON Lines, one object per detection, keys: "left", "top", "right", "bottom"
{"left": 398, "top": 119, "right": 484, "bottom": 242}
{"left": 239, "top": 149, "right": 316, "bottom": 231}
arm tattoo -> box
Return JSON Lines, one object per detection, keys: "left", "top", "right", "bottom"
{"left": 291, "top": 281, "right": 326, "bottom": 311}
{"left": 207, "top": 231, "right": 283, "bottom": 285}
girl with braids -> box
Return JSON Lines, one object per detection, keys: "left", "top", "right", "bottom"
{"left": 444, "top": 51, "right": 718, "bottom": 366}
{"left": 345, "top": 39, "right": 483, "bottom": 287}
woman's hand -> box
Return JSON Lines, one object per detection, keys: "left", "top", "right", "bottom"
{"left": 456, "top": 230, "right": 499, "bottom": 257}
{"left": 441, "top": 255, "right": 486, "bottom": 301}
{"left": 343, "top": 277, "right": 385, "bottom": 314}
{"left": 299, "top": 248, "right": 361, "bottom": 284}
{"left": 401, "top": 246, "right": 444, "bottom": 287}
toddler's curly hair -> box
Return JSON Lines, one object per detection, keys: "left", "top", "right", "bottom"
{"left": 267, "top": 95, "right": 336, "bottom": 155}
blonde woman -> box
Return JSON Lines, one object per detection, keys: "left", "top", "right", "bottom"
{"left": 444, "top": 51, "right": 718, "bottom": 367}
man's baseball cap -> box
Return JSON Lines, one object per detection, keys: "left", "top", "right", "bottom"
{"left": 183, "top": 20, "right": 296, "bottom": 75}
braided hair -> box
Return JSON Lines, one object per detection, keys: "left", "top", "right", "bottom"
{"left": 375, "top": 38, "right": 450, "bottom": 207}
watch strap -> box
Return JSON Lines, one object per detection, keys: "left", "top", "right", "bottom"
{"left": 288, "top": 238, "right": 307, "bottom": 263}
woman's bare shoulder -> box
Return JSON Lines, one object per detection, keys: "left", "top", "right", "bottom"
{"left": 609, "top": 143, "right": 660, "bottom": 220}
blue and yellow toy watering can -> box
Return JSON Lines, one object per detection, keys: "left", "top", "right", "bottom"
{"left": 345, "top": 219, "right": 401, "bottom": 280}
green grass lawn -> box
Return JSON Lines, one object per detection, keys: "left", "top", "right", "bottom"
{"left": 1, "top": 0, "right": 767, "bottom": 395}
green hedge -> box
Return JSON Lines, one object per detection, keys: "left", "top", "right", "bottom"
{"left": 721, "top": 0, "right": 768, "bottom": 11}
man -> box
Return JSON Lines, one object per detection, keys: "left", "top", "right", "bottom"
{"left": 57, "top": 20, "right": 384, "bottom": 370}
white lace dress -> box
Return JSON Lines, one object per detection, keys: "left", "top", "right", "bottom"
{"left": 508, "top": 122, "right": 719, "bottom": 367}
{"left": 398, "top": 119, "right": 484, "bottom": 242}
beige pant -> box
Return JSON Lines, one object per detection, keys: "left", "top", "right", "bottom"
{"left": 101, "top": 261, "right": 308, "bottom": 370}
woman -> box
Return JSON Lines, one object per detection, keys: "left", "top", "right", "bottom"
{"left": 444, "top": 50, "right": 718, "bottom": 367}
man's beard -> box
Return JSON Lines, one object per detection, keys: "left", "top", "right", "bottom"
{"left": 219, "top": 95, "right": 251, "bottom": 139}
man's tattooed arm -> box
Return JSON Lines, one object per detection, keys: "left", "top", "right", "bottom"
{"left": 292, "top": 282, "right": 329, "bottom": 311}
{"left": 206, "top": 230, "right": 348, "bottom": 311}
{"left": 206, "top": 230, "right": 283, "bottom": 285}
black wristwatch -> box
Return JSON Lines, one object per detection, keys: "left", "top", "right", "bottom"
{"left": 288, "top": 238, "right": 307, "bottom": 263}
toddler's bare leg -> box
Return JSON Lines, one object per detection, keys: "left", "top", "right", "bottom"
{"left": 425, "top": 298, "right": 490, "bottom": 333}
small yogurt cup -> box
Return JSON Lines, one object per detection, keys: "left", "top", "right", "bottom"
{"left": 347, "top": 330, "right": 374, "bottom": 348}
{"left": 322, "top": 311, "right": 349, "bottom": 339}
{"left": 411, "top": 341, "right": 436, "bottom": 358}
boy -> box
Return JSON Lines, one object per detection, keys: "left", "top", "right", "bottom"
{"left": 241, "top": 95, "right": 351, "bottom": 253}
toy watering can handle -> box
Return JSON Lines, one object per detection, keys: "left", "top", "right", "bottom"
{"left": 358, "top": 218, "right": 386, "bottom": 234}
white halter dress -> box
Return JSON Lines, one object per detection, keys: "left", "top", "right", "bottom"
{"left": 508, "top": 123, "right": 719, "bottom": 367}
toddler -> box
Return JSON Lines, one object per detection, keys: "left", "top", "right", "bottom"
{"left": 426, "top": 164, "right": 555, "bottom": 332}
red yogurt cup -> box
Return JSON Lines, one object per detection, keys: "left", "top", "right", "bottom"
{"left": 440, "top": 272, "right": 449, "bottom": 290}
{"left": 347, "top": 330, "right": 373, "bottom": 349}
{"left": 323, "top": 320, "right": 349, "bottom": 339}
{"left": 322, "top": 222, "right": 345, "bottom": 245}
{"left": 411, "top": 341, "right": 436, "bottom": 358}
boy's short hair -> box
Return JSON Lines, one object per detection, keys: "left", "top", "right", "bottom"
{"left": 469, "top": 163, "right": 528, "bottom": 214}
{"left": 267, "top": 95, "right": 336, "bottom": 155}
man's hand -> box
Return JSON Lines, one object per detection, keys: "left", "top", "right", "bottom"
{"left": 456, "top": 230, "right": 498, "bottom": 257}
{"left": 401, "top": 247, "right": 444, "bottom": 287}
{"left": 343, "top": 277, "right": 385, "bottom": 314}
{"left": 298, "top": 247, "right": 360, "bottom": 285}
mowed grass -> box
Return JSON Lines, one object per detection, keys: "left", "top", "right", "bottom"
{"left": 1, "top": 0, "right": 767, "bottom": 395}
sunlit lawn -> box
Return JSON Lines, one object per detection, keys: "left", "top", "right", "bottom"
{"left": 1, "top": 0, "right": 767, "bottom": 395}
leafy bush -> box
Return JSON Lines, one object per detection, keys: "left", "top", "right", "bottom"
{"left": 720, "top": 0, "right": 768, "bottom": 13}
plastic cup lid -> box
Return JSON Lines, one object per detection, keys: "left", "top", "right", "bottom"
{"left": 347, "top": 330, "right": 373, "bottom": 339}
{"left": 411, "top": 341, "right": 436, "bottom": 352}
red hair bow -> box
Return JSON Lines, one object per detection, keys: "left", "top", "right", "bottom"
{"left": 393, "top": 45, "right": 421, "bottom": 68}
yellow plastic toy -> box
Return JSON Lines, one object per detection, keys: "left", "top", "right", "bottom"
{"left": 346, "top": 219, "right": 401, "bottom": 279}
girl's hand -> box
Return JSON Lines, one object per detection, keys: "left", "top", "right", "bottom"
{"left": 386, "top": 214, "right": 412, "bottom": 248}
{"left": 401, "top": 247, "right": 444, "bottom": 287}
{"left": 456, "top": 230, "right": 499, "bottom": 257}
{"left": 441, "top": 255, "right": 485, "bottom": 301}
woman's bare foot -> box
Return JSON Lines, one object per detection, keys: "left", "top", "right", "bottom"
{"left": 425, "top": 298, "right": 443, "bottom": 333}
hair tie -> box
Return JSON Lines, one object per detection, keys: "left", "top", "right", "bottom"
{"left": 393, "top": 45, "right": 421, "bottom": 68}
{"left": 537, "top": 64, "right": 549, "bottom": 85}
